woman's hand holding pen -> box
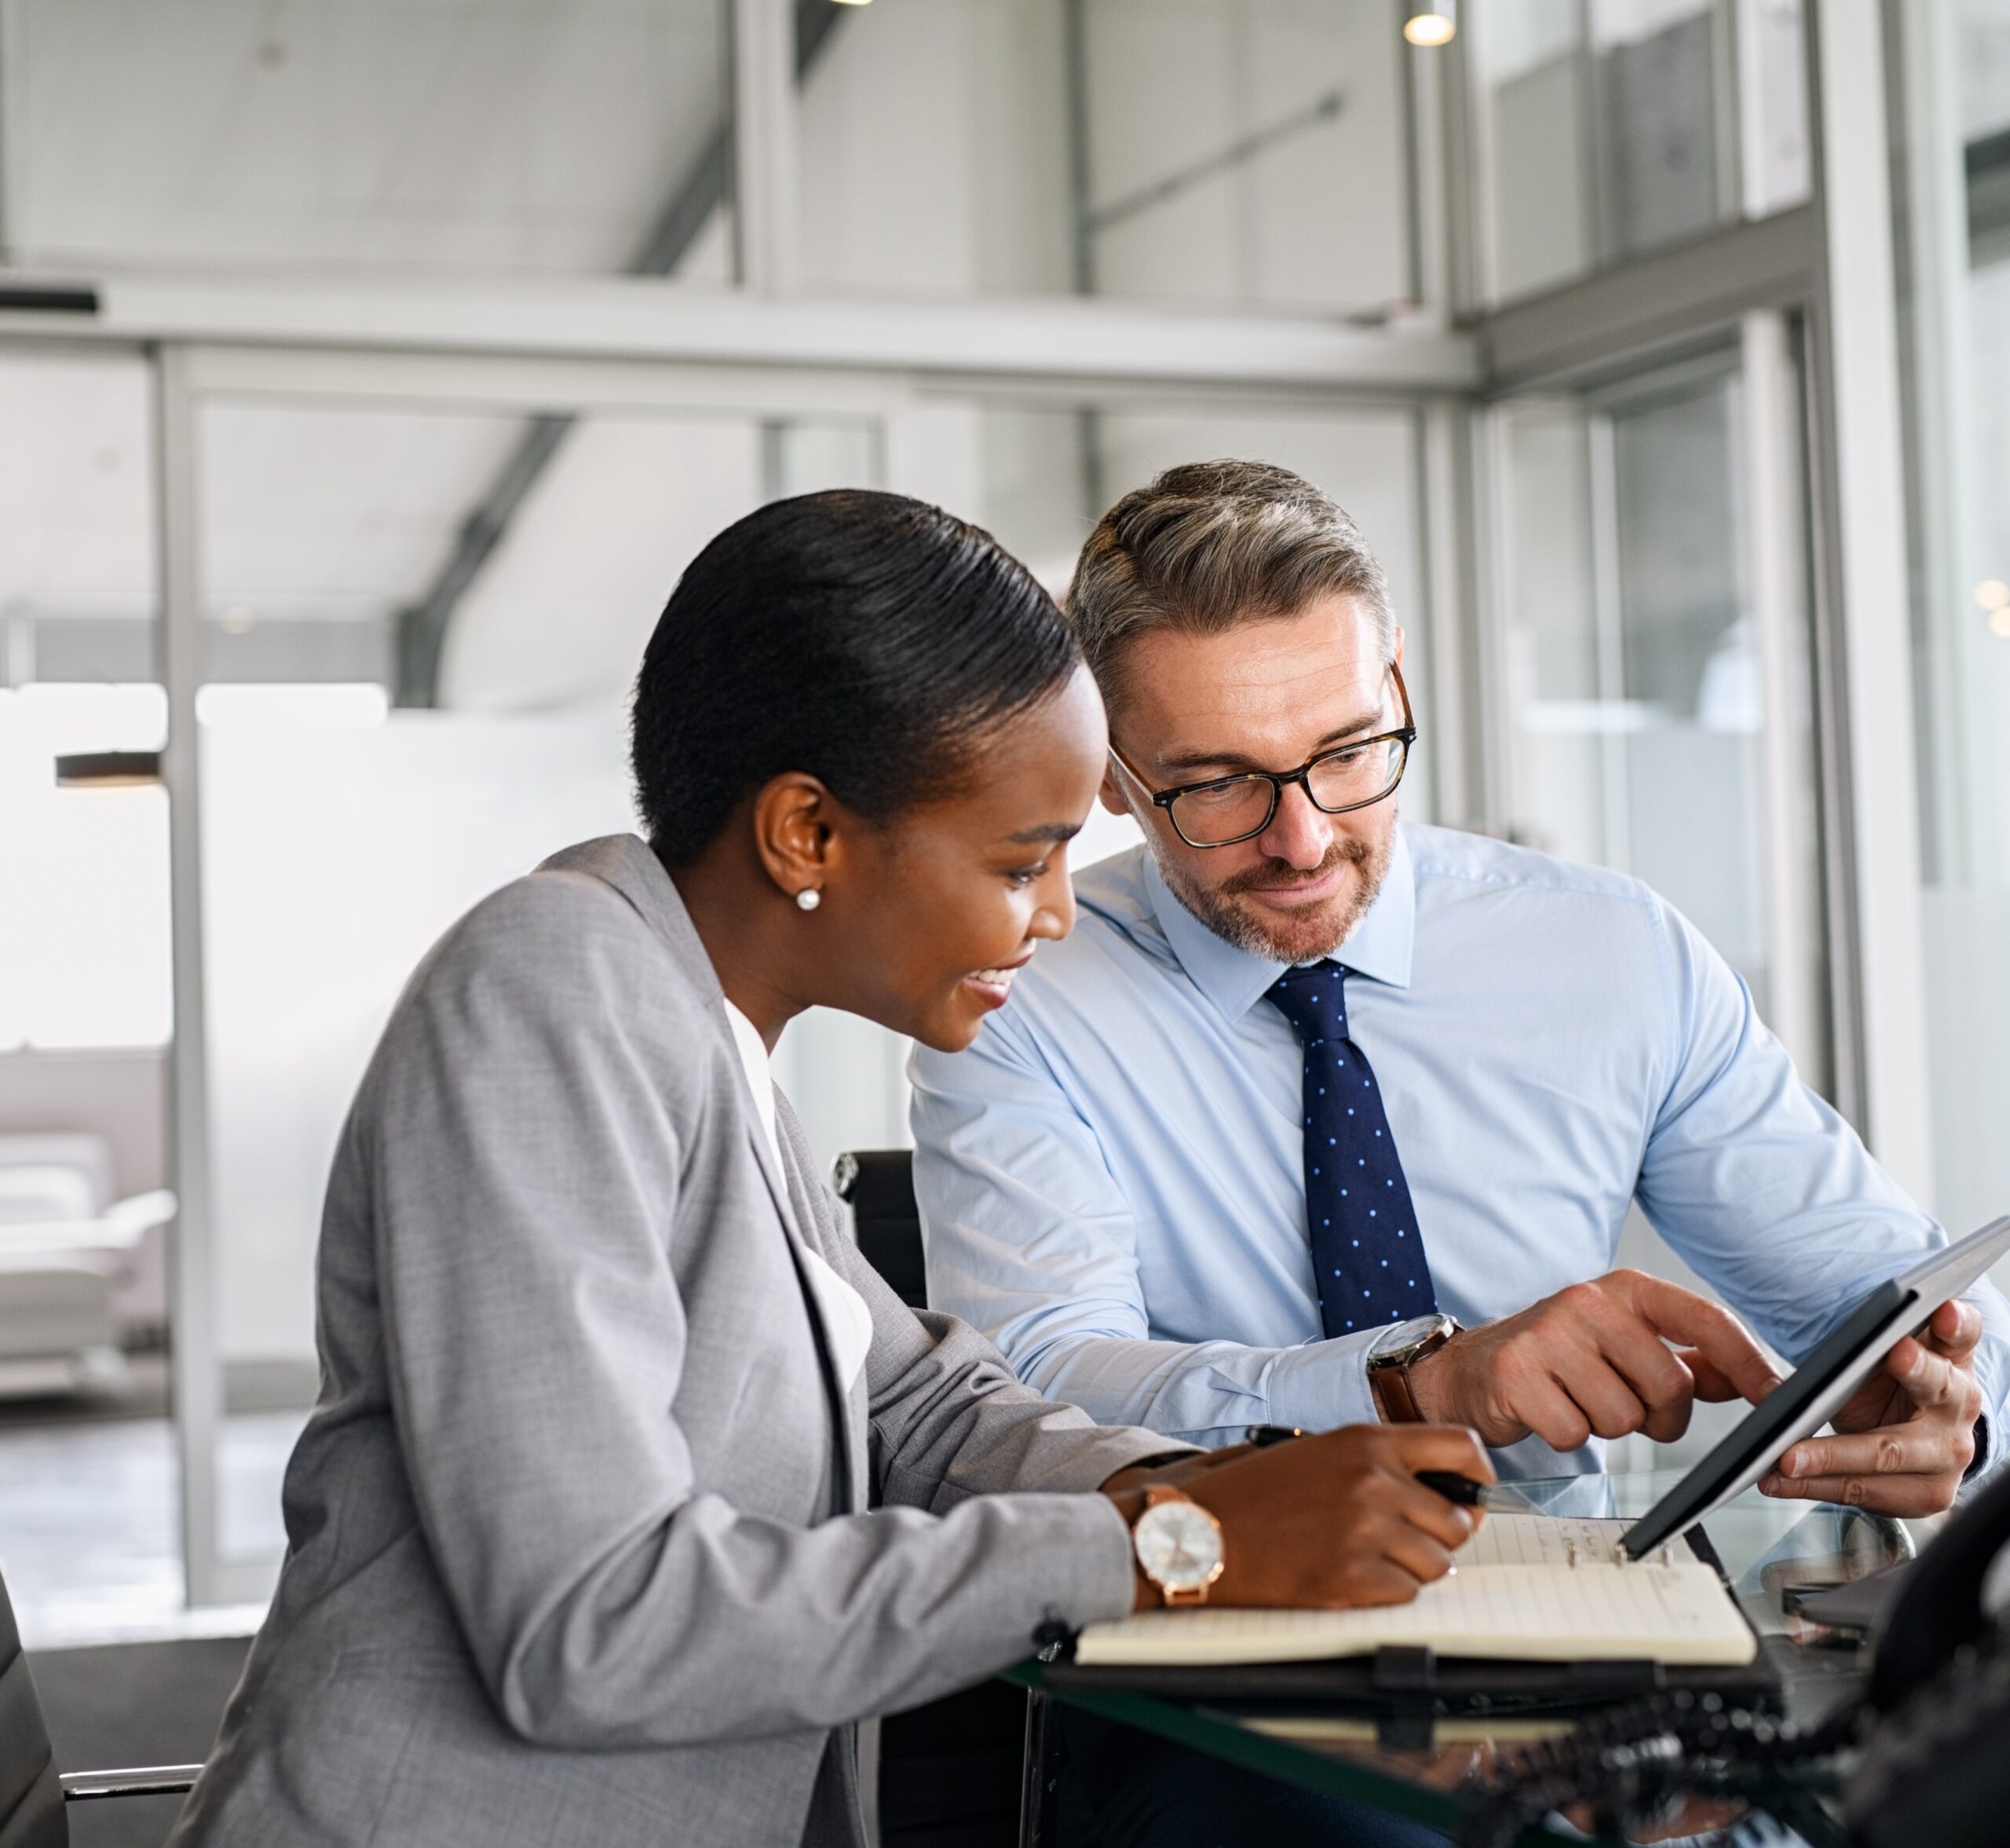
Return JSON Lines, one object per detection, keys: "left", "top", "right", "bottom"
{"left": 1102, "top": 1424, "right": 1494, "bottom": 1613}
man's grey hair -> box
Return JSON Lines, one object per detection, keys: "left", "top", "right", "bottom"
{"left": 1064, "top": 458, "right": 1394, "bottom": 707}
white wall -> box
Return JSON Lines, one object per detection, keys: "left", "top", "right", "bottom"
{"left": 201, "top": 702, "right": 635, "bottom": 1360}
{"left": 796, "top": 0, "right": 1408, "bottom": 312}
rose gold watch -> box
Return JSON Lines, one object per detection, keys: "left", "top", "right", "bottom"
{"left": 1130, "top": 1485, "right": 1226, "bottom": 1606}
{"left": 1366, "top": 1313, "right": 1460, "bottom": 1423}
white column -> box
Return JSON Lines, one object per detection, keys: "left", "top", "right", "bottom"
{"left": 1741, "top": 309, "right": 1825, "bottom": 1084}
{"left": 1809, "top": 0, "right": 1935, "bottom": 1203}
{"left": 733, "top": 0, "right": 799, "bottom": 295}
{"left": 158, "top": 345, "right": 221, "bottom": 1607}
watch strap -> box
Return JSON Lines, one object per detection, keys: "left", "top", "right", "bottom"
{"left": 1371, "top": 1360, "right": 1425, "bottom": 1424}
{"left": 1369, "top": 1317, "right": 1460, "bottom": 1424}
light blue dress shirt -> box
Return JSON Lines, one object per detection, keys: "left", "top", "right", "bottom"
{"left": 909, "top": 824, "right": 2010, "bottom": 1472}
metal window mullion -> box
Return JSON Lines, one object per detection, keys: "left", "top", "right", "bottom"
{"left": 1416, "top": 397, "right": 1483, "bottom": 828}
{"left": 157, "top": 341, "right": 224, "bottom": 1609}
{"left": 1712, "top": 0, "right": 1743, "bottom": 228}
{"left": 1460, "top": 3, "right": 1504, "bottom": 309}
{"left": 1437, "top": 4, "right": 1482, "bottom": 320}
{"left": 1579, "top": 0, "right": 1612, "bottom": 272}
{"left": 1468, "top": 403, "right": 1515, "bottom": 835}
{"left": 1586, "top": 407, "right": 1630, "bottom": 873}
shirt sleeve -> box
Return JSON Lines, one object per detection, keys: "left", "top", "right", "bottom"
{"left": 1635, "top": 897, "right": 2010, "bottom": 1469}
{"left": 910, "top": 1012, "right": 1384, "bottom": 1446}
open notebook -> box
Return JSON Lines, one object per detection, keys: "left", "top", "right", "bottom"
{"left": 1073, "top": 1514, "right": 1756, "bottom": 1670}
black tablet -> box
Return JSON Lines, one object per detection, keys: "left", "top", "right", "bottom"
{"left": 1622, "top": 1214, "right": 2010, "bottom": 1560}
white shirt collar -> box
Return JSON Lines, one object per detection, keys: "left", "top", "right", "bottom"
{"left": 1141, "top": 824, "right": 1418, "bottom": 1023}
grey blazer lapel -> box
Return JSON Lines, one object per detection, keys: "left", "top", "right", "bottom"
{"left": 777, "top": 1103, "right": 872, "bottom": 1516}
{"left": 536, "top": 833, "right": 861, "bottom": 1514}
{"left": 736, "top": 1066, "right": 863, "bottom": 1517}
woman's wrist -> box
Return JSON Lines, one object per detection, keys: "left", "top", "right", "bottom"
{"left": 1098, "top": 1478, "right": 1158, "bottom": 1612}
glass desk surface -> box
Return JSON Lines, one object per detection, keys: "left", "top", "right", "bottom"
{"left": 1010, "top": 1471, "right": 1931, "bottom": 1846}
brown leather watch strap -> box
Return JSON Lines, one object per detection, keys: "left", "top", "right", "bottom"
{"left": 1370, "top": 1361, "right": 1424, "bottom": 1424}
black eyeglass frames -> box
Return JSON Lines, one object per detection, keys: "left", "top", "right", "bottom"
{"left": 1108, "top": 665, "right": 1416, "bottom": 849}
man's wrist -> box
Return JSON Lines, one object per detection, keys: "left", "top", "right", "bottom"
{"left": 1389, "top": 1348, "right": 1444, "bottom": 1422}
{"left": 1370, "top": 1361, "right": 1419, "bottom": 1423}
{"left": 1365, "top": 1315, "right": 1460, "bottom": 1423}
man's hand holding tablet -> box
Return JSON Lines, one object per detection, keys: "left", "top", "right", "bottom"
{"left": 1761, "top": 1296, "right": 1986, "bottom": 1514}
{"left": 1392, "top": 1220, "right": 2008, "bottom": 1533}
{"left": 1620, "top": 1217, "right": 2010, "bottom": 1558}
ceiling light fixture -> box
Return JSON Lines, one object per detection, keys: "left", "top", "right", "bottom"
{"left": 1404, "top": 4, "right": 1456, "bottom": 46}
{"left": 1975, "top": 578, "right": 2009, "bottom": 612}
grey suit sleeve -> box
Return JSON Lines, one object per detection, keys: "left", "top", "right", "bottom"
{"left": 365, "top": 879, "right": 1141, "bottom": 1749}
{"left": 777, "top": 1108, "right": 1196, "bottom": 1510}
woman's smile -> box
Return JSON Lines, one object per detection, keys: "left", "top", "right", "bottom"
{"left": 962, "top": 951, "right": 1035, "bottom": 1010}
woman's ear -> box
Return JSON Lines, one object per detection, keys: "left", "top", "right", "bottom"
{"left": 748, "top": 773, "right": 835, "bottom": 904}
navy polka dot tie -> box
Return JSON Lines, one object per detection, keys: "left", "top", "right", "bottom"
{"left": 1268, "top": 961, "right": 1437, "bottom": 1339}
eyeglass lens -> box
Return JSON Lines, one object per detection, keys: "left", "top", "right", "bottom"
{"left": 1169, "top": 737, "right": 1406, "bottom": 845}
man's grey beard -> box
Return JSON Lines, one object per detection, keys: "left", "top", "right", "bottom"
{"left": 1147, "top": 821, "right": 1395, "bottom": 964}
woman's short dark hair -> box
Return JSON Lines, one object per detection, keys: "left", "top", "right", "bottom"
{"left": 632, "top": 490, "right": 1081, "bottom": 864}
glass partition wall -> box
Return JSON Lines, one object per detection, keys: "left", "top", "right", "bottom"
{"left": 0, "top": 0, "right": 1928, "bottom": 1614}
{"left": 162, "top": 353, "right": 898, "bottom": 1601}
{"left": 1482, "top": 332, "right": 1828, "bottom": 1087}
{"left": 1888, "top": 0, "right": 2010, "bottom": 1244}
{"left": 0, "top": 348, "right": 177, "bottom": 1642}
{"left": 154, "top": 346, "right": 1439, "bottom": 1602}
{"left": 1464, "top": 0, "right": 1811, "bottom": 307}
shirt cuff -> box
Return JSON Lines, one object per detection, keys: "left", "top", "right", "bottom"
{"left": 1261, "top": 1328, "right": 1386, "bottom": 1433}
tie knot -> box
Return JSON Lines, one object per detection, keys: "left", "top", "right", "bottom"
{"left": 1268, "top": 961, "right": 1349, "bottom": 1044}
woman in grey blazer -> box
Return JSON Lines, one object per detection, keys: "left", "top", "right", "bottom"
{"left": 170, "top": 492, "right": 1488, "bottom": 1848}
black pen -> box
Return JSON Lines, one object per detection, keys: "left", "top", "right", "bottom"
{"left": 1246, "top": 1429, "right": 1531, "bottom": 1511}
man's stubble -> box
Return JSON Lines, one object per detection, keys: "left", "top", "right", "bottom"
{"left": 1148, "top": 811, "right": 1396, "bottom": 966}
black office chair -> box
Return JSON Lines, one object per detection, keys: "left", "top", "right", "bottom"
{"left": 831, "top": 1150, "right": 1060, "bottom": 1848}
{"left": 0, "top": 1563, "right": 203, "bottom": 1846}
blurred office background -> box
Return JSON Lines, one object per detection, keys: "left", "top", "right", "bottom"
{"left": 0, "top": 0, "right": 2005, "bottom": 1792}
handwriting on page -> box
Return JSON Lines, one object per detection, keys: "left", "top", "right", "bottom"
{"left": 1458, "top": 1514, "right": 1632, "bottom": 1569}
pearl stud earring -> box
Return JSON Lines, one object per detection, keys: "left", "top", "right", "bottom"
{"left": 795, "top": 887, "right": 821, "bottom": 912}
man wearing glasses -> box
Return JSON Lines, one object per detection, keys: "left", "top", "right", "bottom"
{"left": 911, "top": 458, "right": 2004, "bottom": 1516}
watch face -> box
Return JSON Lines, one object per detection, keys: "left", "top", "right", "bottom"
{"left": 1134, "top": 1500, "right": 1225, "bottom": 1593}
{"left": 1370, "top": 1314, "right": 1451, "bottom": 1364}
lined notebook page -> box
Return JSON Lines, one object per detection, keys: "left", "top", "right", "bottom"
{"left": 1076, "top": 1518, "right": 1754, "bottom": 1669}
{"left": 1460, "top": 1514, "right": 1633, "bottom": 1568}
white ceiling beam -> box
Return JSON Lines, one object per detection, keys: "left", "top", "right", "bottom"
{"left": 0, "top": 268, "right": 1480, "bottom": 393}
